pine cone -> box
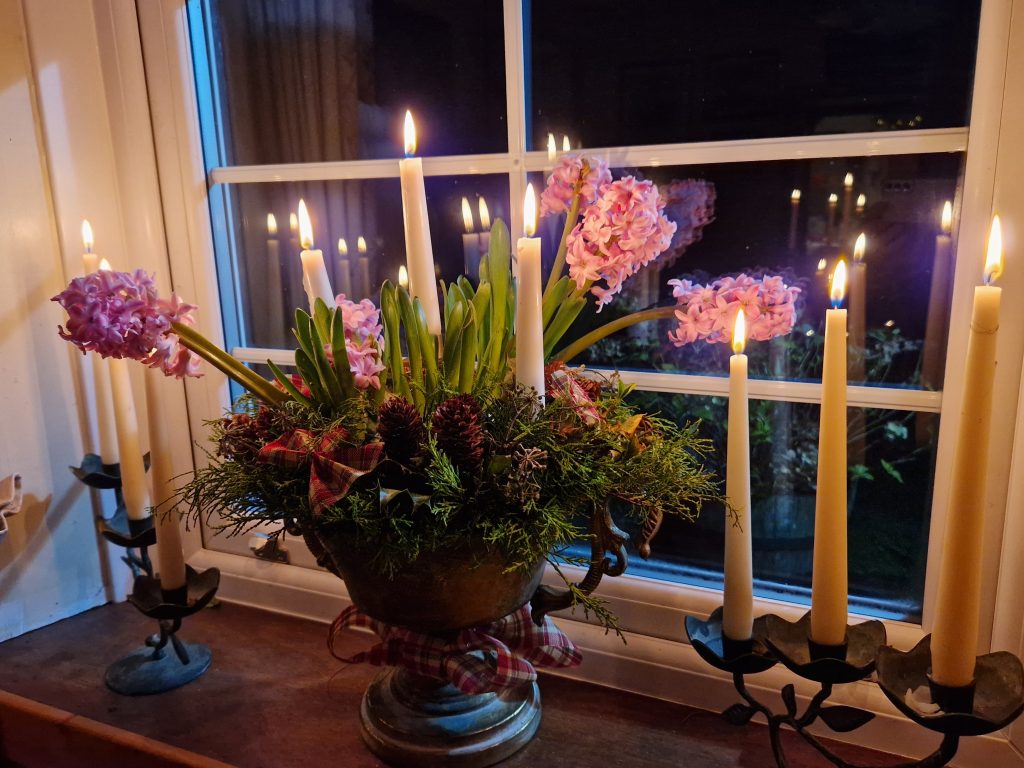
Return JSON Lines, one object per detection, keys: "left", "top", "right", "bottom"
{"left": 377, "top": 396, "right": 426, "bottom": 464}
{"left": 218, "top": 413, "right": 264, "bottom": 462}
{"left": 432, "top": 394, "right": 485, "bottom": 474}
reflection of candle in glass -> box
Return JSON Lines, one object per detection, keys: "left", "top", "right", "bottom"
{"left": 398, "top": 265, "right": 409, "bottom": 289}
{"left": 922, "top": 201, "right": 955, "bottom": 392}
{"left": 931, "top": 217, "right": 1003, "bottom": 688}
{"left": 399, "top": 110, "right": 442, "bottom": 334}
{"left": 515, "top": 184, "right": 545, "bottom": 402}
{"left": 266, "top": 213, "right": 285, "bottom": 344}
{"left": 723, "top": 311, "right": 753, "bottom": 641}
{"left": 298, "top": 199, "right": 334, "bottom": 311}
{"left": 816, "top": 257, "right": 827, "bottom": 276}
{"left": 841, "top": 173, "right": 854, "bottom": 238}
{"left": 461, "top": 196, "right": 481, "bottom": 277}
{"left": 336, "top": 237, "right": 352, "bottom": 298}
{"left": 81, "top": 223, "right": 117, "bottom": 464}
{"left": 827, "top": 193, "right": 839, "bottom": 241}
{"left": 788, "top": 189, "right": 801, "bottom": 250}
{"left": 810, "top": 260, "right": 848, "bottom": 646}
{"left": 562, "top": 135, "right": 571, "bottom": 152}
{"left": 478, "top": 196, "right": 492, "bottom": 254}
{"left": 856, "top": 193, "right": 866, "bottom": 216}
{"left": 357, "top": 235, "right": 371, "bottom": 299}
{"left": 546, "top": 133, "right": 556, "bottom": 164}
{"left": 849, "top": 233, "right": 867, "bottom": 359}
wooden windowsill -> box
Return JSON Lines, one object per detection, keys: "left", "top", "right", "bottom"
{"left": 0, "top": 602, "right": 896, "bottom": 767}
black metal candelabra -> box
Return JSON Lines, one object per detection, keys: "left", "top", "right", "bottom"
{"left": 72, "top": 452, "right": 220, "bottom": 695}
{"left": 685, "top": 606, "right": 1024, "bottom": 768}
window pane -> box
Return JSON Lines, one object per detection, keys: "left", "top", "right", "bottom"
{"left": 216, "top": 175, "right": 510, "bottom": 349}
{"left": 199, "top": 0, "right": 507, "bottom": 165}
{"left": 536, "top": 152, "right": 963, "bottom": 389}
{"left": 617, "top": 392, "right": 936, "bottom": 622}
{"left": 528, "top": 0, "right": 981, "bottom": 149}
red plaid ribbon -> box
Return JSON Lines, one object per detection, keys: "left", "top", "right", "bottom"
{"left": 329, "top": 604, "right": 582, "bottom": 695}
{"left": 257, "top": 428, "right": 383, "bottom": 516}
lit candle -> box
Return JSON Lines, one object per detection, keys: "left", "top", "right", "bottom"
{"left": 562, "top": 135, "right": 571, "bottom": 152}
{"left": 546, "top": 133, "right": 556, "bottom": 164}
{"left": 849, "top": 233, "right": 867, "bottom": 363}
{"left": 398, "top": 110, "right": 442, "bottom": 334}
{"left": 81, "top": 222, "right": 117, "bottom": 465}
{"left": 816, "top": 257, "right": 828, "bottom": 276}
{"left": 478, "top": 196, "right": 492, "bottom": 254}
{"left": 856, "top": 194, "right": 867, "bottom": 216}
{"left": 297, "top": 200, "right": 334, "bottom": 311}
{"left": 398, "top": 265, "right": 409, "bottom": 289}
{"left": 515, "top": 184, "right": 545, "bottom": 401}
{"left": 723, "top": 311, "right": 753, "bottom": 641}
{"left": 841, "top": 173, "right": 854, "bottom": 238}
{"left": 810, "top": 260, "right": 848, "bottom": 646}
{"left": 827, "top": 193, "right": 839, "bottom": 242}
{"left": 931, "top": 216, "right": 1004, "bottom": 688}
{"left": 788, "top": 189, "right": 801, "bottom": 250}
{"left": 266, "top": 213, "right": 285, "bottom": 345}
{"left": 144, "top": 367, "right": 186, "bottom": 595}
{"left": 922, "top": 202, "right": 955, "bottom": 392}
{"left": 101, "top": 257, "right": 151, "bottom": 522}
{"left": 336, "top": 238, "right": 352, "bottom": 298}
{"left": 357, "top": 236, "right": 371, "bottom": 299}
{"left": 461, "top": 196, "right": 482, "bottom": 276}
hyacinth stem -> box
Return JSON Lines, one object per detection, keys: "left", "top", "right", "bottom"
{"left": 543, "top": 192, "right": 582, "bottom": 300}
{"left": 551, "top": 305, "right": 677, "bottom": 364}
{"left": 172, "top": 322, "right": 286, "bottom": 404}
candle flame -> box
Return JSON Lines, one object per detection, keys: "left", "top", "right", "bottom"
{"left": 791, "top": 189, "right": 801, "bottom": 202}
{"left": 817, "top": 257, "right": 828, "bottom": 271}
{"left": 267, "top": 213, "right": 278, "bottom": 236}
{"left": 523, "top": 183, "right": 537, "bottom": 237}
{"left": 297, "top": 199, "right": 314, "bottom": 249}
{"left": 941, "top": 201, "right": 953, "bottom": 235}
{"left": 403, "top": 110, "right": 417, "bottom": 156}
{"left": 830, "top": 259, "right": 848, "bottom": 307}
{"left": 338, "top": 238, "right": 348, "bottom": 255}
{"left": 478, "top": 197, "right": 491, "bottom": 230}
{"left": 853, "top": 232, "right": 866, "bottom": 263}
{"left": 844, "top": 172, "right": 854, "bottom": 189}
{"left": 856, "top": 193, "right": 867, "bottom": 210}
{"left": 357, "top": 236, "right": 367, "bottom": 253}
{"left": 398, "top": 265, "right": 409, "bottom": 289}
{"left": 289, "top": 212, "right": 298, "bottom": 233}
{"left": 461, "top": 196, "right": 474, "bottom": 233}
{"left": 547, "top": 133, "right": 556, "bottom": 162}
{"left": 828, "top": 193, "right": 838, "bottom": 205}
{"left": 98, "top": 257, "right": 112, "bottom": 271}
{"left": 732, "top": 311, "right": 746, "bottom": 354}
{"left": 985, "top": 215, "right": 1003, "bottom": 285}
{"left": 562, "top": 135, "right": 571, "bottom": 152}
{"left": 81, "top": 220, "right": 94, "bottom": 252}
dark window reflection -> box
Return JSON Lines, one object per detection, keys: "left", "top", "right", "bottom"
{"left": 204, "top": 0, "right": 507, "bottom": 165}
{"left": 529, "top": 1, "right": 981, "bottom": 149}
{"left": 223, "top": 175, "right": 510, "bottom": 348}
{"left": 539, "top": 152, "right": 963, "bottom": 389}
{"left": 615, "top": 394, "right": 936, "bottom": 621}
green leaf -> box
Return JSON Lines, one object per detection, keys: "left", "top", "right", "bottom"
{"left": 849, "top": 464, "right": 874, "bottom": 481}
{"left": 398, "top": 287, "right": 425, "bottom": 410}
{"left": 443, "top": 301, "right": 465, "bottom": 389}
{"left": 309, "top": 314, "right": 344, "bottom": 406}
{"left": 330, "top": 307, "right": 356, "bottom": 398}
{"left": 885, "top": 421, "right": 909, "bottom": 442}
{"left": 544, "top": 295, "right": 586, "bottom": 358}
{"left": 542, "top": 276, "right": 572, "bottom": 329}
{"left": 380, "top": 281, "right": 410, "bottom": 401}
{"left": 312, "top": 298, "right": 332, "bottom": 342}
{"left": 880, "top": 459, "right": 904, "bottom": 484}
{"left": 267, "top": 360, "right": 311, "bottom": 407}
{"left": 457, "top": 275, "right": 475, "bottom": 302}
{"left": 294, "top": 349, "right": 328, "bottom": 404}
{"left": 459, "top": 303, "right": 477, "bottom": 394}
{"left": 414, "top": 297, "right": 440, "bottom": 397}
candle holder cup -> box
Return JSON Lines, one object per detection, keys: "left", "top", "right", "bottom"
{"left": 685, "top": 606, "right": 1024, "bottom": 767}
{"left": 105, "top": 565, "right": 220, "bottom": 696}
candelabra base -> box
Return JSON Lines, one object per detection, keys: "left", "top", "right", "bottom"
{"left": 105, "top": 640, "right": 212, "bottom": 696}
{"left": 685, "top": 607, "right": 776, "bottom": 675}
{"left": 763, "top": 611, "right": 885, "bottom": 684}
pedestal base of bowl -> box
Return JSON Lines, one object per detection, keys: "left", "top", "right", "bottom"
{"left": 360, "top": 668, "right": 541, "bottom": 768}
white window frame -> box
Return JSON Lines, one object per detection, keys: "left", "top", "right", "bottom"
{"left": 126, "top": 1, "right": 1024, "bottom": 762}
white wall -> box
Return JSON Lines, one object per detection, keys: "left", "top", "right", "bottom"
{"left": 0, "top": 0, "right": 108, "bottom": 640}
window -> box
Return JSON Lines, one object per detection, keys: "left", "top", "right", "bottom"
{"left": 187, "top": 0, "right": 982, "bottom": 625}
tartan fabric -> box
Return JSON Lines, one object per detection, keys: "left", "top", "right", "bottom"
{"left": 330, "top": 604, "right": 582, "bottom": 695}
{"left": 257, "top": 428, "right": 383, "bottom": 516}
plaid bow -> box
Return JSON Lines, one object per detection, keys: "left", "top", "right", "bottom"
{"left": 330, "top": 604, "right": 582, "bottom": 695}
{"left": 257, "top": 428, "right": 383, "bottom": 516}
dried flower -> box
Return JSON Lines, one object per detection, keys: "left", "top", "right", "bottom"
{"left": 377, "top": 397, "right": 426, "bottom": 464}
{"left": 540, "top": 154, "right": 612, "bottom": 217}
{"left": 432, "top": 394, "right": 485, "bottom": 474}
{"left": 52, "top": 269, "right": 201, "bottom": 378}
{"left": 566, "top": 177, "right": 676, "bottom": 310}
{"left": 667, "top": 273, "right": 801, "bottom": 346}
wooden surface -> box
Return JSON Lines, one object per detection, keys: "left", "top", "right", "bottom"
{"left": 0, "top": 602, "right": 898, "bottom": 767}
